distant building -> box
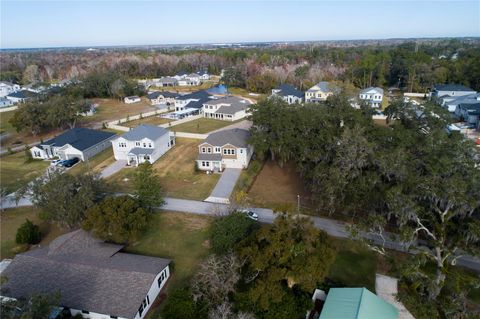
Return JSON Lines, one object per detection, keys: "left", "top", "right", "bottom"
{"left": 147, "top": 91, "right": 179, "bottom": 106}
{"left": 455, "top": 102, "right": 480, "bottom": 130}
{"left": 124, "top": 96, "right": 141, "bottom": 104}
{"left": 305, "top": 82, "right": 334, "bottom": 103}
{"left": 196, "top": 128, "right": 253, "bottom": 171}
{"left": 112, "top": 124, "right": 175, "bottom": 166}
{"left": 0, "top": 81, "right": 20, "bottom": 97}
{"left": 196, "top": 70, "right": 210, "bottom": 80}
{"left": 30, "top": 128, "right": 116, "bottom": 161}
{"left": 1, "top": 230, "right": 171, "bottom": 319}
{"left": 202, "top": 96, "right": 251, "bottom": 121}
{"left": 440, "top": 92, "right": 480, "bottom": 113}
{"left": 154, "top": 77, "right": 178, "bottom": 87}
{"left": 6, "top": 90, "right": 39, "bottom": 104}
{"left": 174, "top": 90, "right": 213, "bottom": 112}
{"left": 359, "top": 87, "right": 384, "bottom": 108}
{"left": 0, "top": 97, "right": 14, "bottom": 108}
{"left": 431, "top": 84, "right": 476, "bottom": 102}
{"left": 271, "top": 84, "right": 304, "bottom": 104}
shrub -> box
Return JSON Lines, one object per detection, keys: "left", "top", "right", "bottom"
{"left": 210, "top": 212, "right": 258, "bottom": 255}
{"left": 16, "top": 219, "right": 41, "bottom": 245}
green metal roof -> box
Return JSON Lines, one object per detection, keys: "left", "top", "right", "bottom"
{"left": 319, "top": 288, "right": 399, "bottom": 319}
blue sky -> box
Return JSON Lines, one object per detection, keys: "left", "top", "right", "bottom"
{"left": 1, "top": 0, "right": 479, "bottom": 48}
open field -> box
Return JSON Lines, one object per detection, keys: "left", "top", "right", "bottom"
{"left": 123, "top": 116, "right": 172, "bottom": 128}
{"left": 106, "top": 138, "right": 220, "bottom": 200}
{"left": 80, "top": 98, "right": 155, "bottom": 126}
{"left": 247, "top": 161, "right": 312, "bottom": 209}
{"left": 0, "top": 152, "right": 49, "bottom": 193}
{"left": 172, "top": 118, "right": 241, "bottom": 134}
{"left": 228, "top": 87, "right": 265, "bottom": 102}
{"left": 0, "top": 110, "right": 15, "bottom": 135}
{"left": 68, "top": 148, "right": 116, "bottom": 175}
{"left": 0, "top": 207, "right": 68, "bottom": 260}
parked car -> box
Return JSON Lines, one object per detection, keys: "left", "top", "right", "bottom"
{"left": 239, "top": 209, "right": 258, "bottom": 221}
{"left": 50, "top": 159, "right": 63, "bottom": 166}
{"left": 61, "top": 157, "right": 79, "bottom": 168}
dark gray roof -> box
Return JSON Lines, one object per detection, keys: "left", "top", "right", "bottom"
{"left": 204, "top": 96, "right": 251, "bottom": 114}
{"left": 176, "top": 90, "right": 212, "bottom": 101}
{"left": 204, "top": 128, "right": 250, "bottom": 148}
{"left": 274, "top": 84, "right": 303, "bottom": 98}
{"left": 434, "top": 84, "right": 475, "bottom": 92}
{"left": 147, "top": 91, "right": 179, "bottom": 99}
{"left": 7, "top": 90, "right": 38, "bottom": 99}
{"left": 1, "top": 230, "right": 171, "bottom": 319}
{"left": 41, "top": 128, "right": 116, "bottom": 151}
{"left": 197, "top": 153, "right": 222, "bottom": 161}
{"left": 120, "top": 124, "right": 169, "bottom": 141}
{"left": 128, "top": 147, "right": 154, "bottom": 155}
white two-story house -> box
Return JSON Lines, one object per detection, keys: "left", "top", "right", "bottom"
{"left": 196, "top": 128, "right": 253, "bottom": 171}
{"left": 271, "top": 84, "right": 304, "bottom": 104}
{"left": 0, "top": 81, "right": 20, "bottom": 97}
{"left": 202, "top": 96, "right": 251, "bottom": 121}
{"left": 359, "top": 87, "right": 384, "bottom": 108}
{"left": 112, "top": 124, "right": 175, "bottom": 166}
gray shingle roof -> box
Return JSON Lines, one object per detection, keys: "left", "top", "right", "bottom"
{"left": 307, "top": 81, "right": 331, "bottom": 93}
{"left": 360, "top": 87, "right": 384, "bottom": 95}
{"left": 204, "top": 128, "right": 250, "bottom": 148}
{"left": 197, "top": 153, "right": 222, "bottom": 161}
{"left": 147, "top": 91, "right": 179, "bottom": 100}
{"left": 40, "top": 128, "right": 116, "bottom": 151}
{"left": 274, "top": 84, "right": 304, "bottom": 98}
{"left": 7, "top": 90, "right": 38, "bottom": 99}
{"left": 204, "top": 96, "right": 251, "bottom": 115}
{"left": 1, "top": 230, "right": 170, "bottom": 319}
{"left": 434, "top": 84, "right": 475, "bottom": 92}
{"left": 128, "top": 147, "right": 154, "bottom": 155}
{"left": 120, "top": 124, "right": 169, "bottom": 141}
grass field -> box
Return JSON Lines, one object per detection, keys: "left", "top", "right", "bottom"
{"left": 228, "top": 87, "right": 265, "bottom": 102}
{"left": 0, "top": 207, "right": 68, "bottom": 259}
{"left": 0, "top": 152, "right": 49, "bottom": 193}
{"left": 80, "top": 98, "right": 155, "bottom": 126}
{"left": 0, "top": 110, "right": 15, "bottom": 135}
{"left": 123, "top": 116, "right": 172, "bottom": 128}
{"left": 106, "top": 138, "right": 220, "bottom": 200}
{"left": 150, "top": 81, "right": 216, "bottom": 93}
{"left": 247, "top": 161, "right": 312, "bottom": 209}
{"left": 68, "top": 148, "right": 116, "bottom": 175}
{"left": 172, "top": 118, "right": 240, "bottom": 134}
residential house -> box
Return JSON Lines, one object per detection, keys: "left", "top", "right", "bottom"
{"left": 1, "top": 230, "right": 171, "bottom": 319}
{"left": 196, "top": 70, "right": 210, "bottom": 80}
{"left": 202, "top": 95, "right": 252, "bottom": 121}
{"left": 196, "top": 128, "right": 253, "bottom": 171}
{"left": 0, "top": 81, "right": 20, "bottom": 97}
{"left": 305, "top": 81, "right": 334, "bottom": 103}
{"left": 359, "top": 87, "right": 384, "bottom": 108}
{"left": 455, "top": 102, "right": 480, "bottom": 130}
{"left": 431, "top": 84, "right": 476, "bottom": 102}
{"left": 174, "top": 90, "right": 213, "bottom": 112}
{"left": 441, "top": 92, "right": 480, "bottom": 112}
{"left": 308, "top": 288, "right": 399, "bottom": 319}
{"left": 173, "top": 71, "right": 189, "bottom": 81}
{"left": 6, "top": 90, "right": 39, "bottom": 104}
{"left": 124, "top": 96, "right": 141, "bottom": 104}
{"left": 147, "top": 91, "right": 179, "bottom": 106}
{"left": 154, "top": 77, "right": 178, "bottom": 87}
{"left": 0, "top": 97, "right": 14, "bottom": 108}
{"left": 112, "top": 124, "right": 175, "bottom": 166}
{"left": 271, "top": 84, "right": 304, "bottom": 104}
{"left": 30, "top": 128, "right": 116, "bottom": 161}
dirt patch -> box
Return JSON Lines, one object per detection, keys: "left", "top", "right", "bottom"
{"left": 161, "top": 212, "right": 211, "bottom": 231}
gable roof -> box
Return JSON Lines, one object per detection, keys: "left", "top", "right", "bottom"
{"left": 120, "top": 124, "right": 169, "bottom": 141}
{"left": 147, "top": 91, "right": 179, "bottom": 99}
{"left": 434, "top": 84, "right": 475, "bottom": 92}
{"left": 41, "top": 128, "right": 116, "bottom": 151}
{"left": 204, "top": 96, "right": 251, "bottom": 114}
{"left": 360, "top": 87, "right": 384, "bottom": 95}
{"left": 319, "top": 288, "right": 398, "bottom": 319}
{"left": 156, "top": 77, "right": 177, "bottom": 83}
{"left": 1, "top": 230, "right": 170, "bottom": 319}
{"left": 204, "top": 128, "right": 250, "bottom": 148}
{"left": 7, "top": 90, "right": 38, "bottom": 99}
{"left": 274, "top": 84, "right": 304, "bottom": 98}
{"left": 176, "top": 90, "right": 212, "bottom": 101}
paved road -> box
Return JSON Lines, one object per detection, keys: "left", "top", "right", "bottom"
{"left": 205, "top": 168, "right": 242, "bottom": 204}
{"left": 100, "top": 160, "right": 127, "bottom": 179}
{"left": 2, "top": 195, "right": 479, "bottom": 273}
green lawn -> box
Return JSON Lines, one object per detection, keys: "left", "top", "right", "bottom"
{"left": 172, "top": 118, "right": 241, "bottom": 134}
{"left": 0, "top": 207, "right": 68, "bottom": 259}
{"left": 126, "top": 212, "right": 212, "bottom": 290}
{"left": 0, "top": 110, "right": 16, "bottom": 135}
{"left": 68, "top": 148, "right": 116, "bottom": 175}
{"left": 0, "top": 152, "right": 49, "bottom": 193}
{"left": 123, "top": 116, "right": 172, "bottom": 128}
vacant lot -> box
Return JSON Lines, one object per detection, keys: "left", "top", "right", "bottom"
{"left": 247, "top": 161, "right": 311, "bottom": 209}
{"left": 106, "top": 138, "right": 220, "bottom": 200}
{"left": 172, "top": 118, "right": 240, "bottom": 134}
{"left": 123, "top": 116, "right": 172, "bottom": 128}
{"left": 0, "top": 152, "right": 49, "bottom": 193}
{"left": 68, "top": 148, "right": 116, "bottom": 175}
{"left": 1, "top": 207, "right": 67, "bottom": 259}
{"left": 80, "top": 98, "right": 155, "bottom": 126}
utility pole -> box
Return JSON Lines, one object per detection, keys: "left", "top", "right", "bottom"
{"left": 297, "top": 194, "right": 300, "bottom": 216}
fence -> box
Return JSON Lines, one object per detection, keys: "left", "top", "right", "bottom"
{"left": 404, "top": 92, "right": 430, "bottom": 98}
{"left": 173, "top": 132, "right": 207, "bottom": 139}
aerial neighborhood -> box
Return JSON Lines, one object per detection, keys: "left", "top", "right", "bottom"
{"left": 1, "top": 20, "right": 480, "bottom": 319}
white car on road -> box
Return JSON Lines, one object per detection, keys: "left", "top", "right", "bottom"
{"left": 239, "top": 209, "right": 258, "bottom": 221}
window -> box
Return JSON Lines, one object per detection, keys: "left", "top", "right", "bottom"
{"left": 207, "top": 148, "right": 212, "bottom": 153}
{"left": 136, "top": 142, "right": 140, "bottom": 146}
{"left": 82, "top": 310, "right": 89, "bottom": 314}
{"left": 111, "top": 316, "right": 118, "bottom": 319}
{"left": 143, "top": 143, "right": 147, "bottom": 147}
{"left": 148, "top": 143, "right": 152, "bottom": 148}
{"left": 138, "top": 304, "right": 144, "bottom": 317}
{"left": 215, "top": 147, "right": 221, "bottom": 153}
{"left": 144, "top": 155, "right": 150, "bottom": 161}
{"left": 147, "top": 295, "right": 150, "bottom": 305}
{"left": 118, "top": 142, "right": 126, "bottom": 148}
{"left": 240, "top": 149, "right": 243, "bottom": 154}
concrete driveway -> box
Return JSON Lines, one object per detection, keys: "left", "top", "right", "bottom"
{"left": 205, "top": 168, "right": 242, "bottom": 204}
{"left": 100, "top": 160, "right": 127, "bottom": 179}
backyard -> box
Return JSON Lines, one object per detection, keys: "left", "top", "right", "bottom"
{"left": 0, "top": 207, "right": 67, "bottom": 259}
{"left": 0, "top": 151, "right": 49, "bottom": 193}
{"left": 171, "top": 118, "right": 241, "bottom": 134}
{"left": 106, "top": 138, "right": 220, "bottom": 200}
{"left": 123, "top": 115, "right": 172, "bottom": 128}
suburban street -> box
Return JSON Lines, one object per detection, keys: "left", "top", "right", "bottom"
{"left": 4, "top": 194, "right": 478, "bottom": 273}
